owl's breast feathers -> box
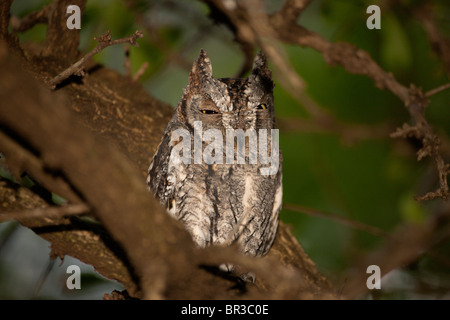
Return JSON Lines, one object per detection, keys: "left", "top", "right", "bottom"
{"left": 148, "top": 145, "right": 282, "bottom": 256}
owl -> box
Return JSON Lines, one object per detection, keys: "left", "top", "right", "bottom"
{"left": 147, "top": 49, "right": 282, "bottom": 257}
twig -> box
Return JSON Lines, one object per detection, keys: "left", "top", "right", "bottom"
{"left": 425, "top": 83, "right": 450, "bottom": 97}
{"left": 0, "top": 203, "right": 90, "bottom": 223}
{"left": 124, "top": 46, "right": 131, "bottom": 77}
{"left": 132, "top": 62, "right": 149, "bottom": 82}
{"left": 49, "top": 30, "right": 143, "bottom": 88}
{"left": 283, "top": 203, "right": 389, "bottom": 238}
{"left": 9, "top": 4, "right": 50, "bottom": 33}
{"left": 278, "top": 116, "right": 392, "bottom": 145}
{"left": 33, "top": 259, "right": 55, "bottom": 298}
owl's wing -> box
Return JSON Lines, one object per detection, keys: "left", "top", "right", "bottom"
{"left": 261, "top": 153, "right": 283, "bottom": 255}
{"left": 147, "top": 131, "right": 174, "bottom": 207}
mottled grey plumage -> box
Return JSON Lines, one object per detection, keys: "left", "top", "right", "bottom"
{"left": 147, "top": 49, "right": 282, "bottom": 256}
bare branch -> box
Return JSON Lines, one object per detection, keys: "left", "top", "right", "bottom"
{"left": 132, "top": 62, "right": 149, "bottom": 82}
{"left": 425, "top": 82, "right": 450, "bottom": 97}
{"left": 49, "top": 30, "right": 144, "bottom": 88}
{"left": 124, "top": 46, "right": 131, "bottom": 77}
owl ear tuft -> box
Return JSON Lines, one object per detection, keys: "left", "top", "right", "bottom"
{"left": 249, "top": 51, "right": 274, "bottom": 91}
{"left": 189, "top": 49, "right": 213, "bottom": 85}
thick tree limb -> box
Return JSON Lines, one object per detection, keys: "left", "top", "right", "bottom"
{"left": 43, "top": 0, "right": 86, "bottom": 59}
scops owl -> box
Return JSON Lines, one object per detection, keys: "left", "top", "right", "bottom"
{"left": 147, "top": 49, "right": 282, "bottom": 257}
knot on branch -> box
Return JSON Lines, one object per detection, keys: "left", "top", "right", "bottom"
{"left": 94, "top": 30, "right": 112, "bottom": 44}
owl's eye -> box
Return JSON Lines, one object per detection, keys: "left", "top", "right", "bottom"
{"left": 200, "top": 109, "right": 219, "bottom": 114}
{"left": 257, "top": 103, "right": 268, "bottom": 110}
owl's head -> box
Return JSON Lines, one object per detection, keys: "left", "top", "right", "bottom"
{"left": 176, "top": 49, "right": 275, "bottom": 132}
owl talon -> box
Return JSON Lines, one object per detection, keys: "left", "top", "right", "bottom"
{"left": 219, "top": 263, "right": 236, "bottom": 273}
{"left": 218, "top": 263, "right": 256, "bottom": 283}
{"left": 239, "top": 272, "right": 256, "bottom": 284}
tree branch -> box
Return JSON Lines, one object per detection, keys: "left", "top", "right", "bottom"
{"left": 9, "top": 4, "right": 51, "bottom": 33}
{"left": 43, "top": 0, "right": 86, "bottom": 59}
{"left": 425, "top": 82, "right": 450, "bottom": 97}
